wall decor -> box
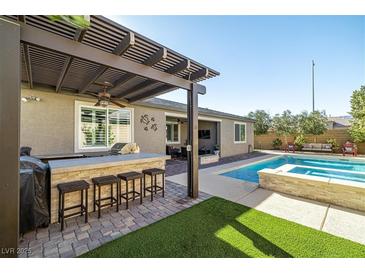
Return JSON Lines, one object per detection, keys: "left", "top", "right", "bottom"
{"left": 140, "top": 114, "right": 158, "bottom": 132}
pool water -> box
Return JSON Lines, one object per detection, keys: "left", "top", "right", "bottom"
{"left": 289, "top": 166, "right": 365, "bottom": 184}
{"left": 221, "top": 156, "right": 365, "bottom": 183}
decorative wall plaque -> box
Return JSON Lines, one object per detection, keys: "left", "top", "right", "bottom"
{"left": 140, "top": 114, "right": 158, "bottom": 132}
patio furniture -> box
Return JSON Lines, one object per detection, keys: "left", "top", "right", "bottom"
{"left": 57, "top": 180, "right": 89, "bottom": 231}
{"left": 181, "top": 146, "right": 188, "bottom": 159}
{"left": 92, "top": 175, "right": 119, "bottom": 218}
{"left": 20, "top": 146, "right": 32, "bottom": 156}
{"left": 166, "top": 145, "right": 181, "bottom": 159}
{"left": 117, "top": 171, "right": 143, "bottom": 209}
{"left": 143, "top": 168, "right": 165, "bottom": 202}
{"left": 342, "top": 141, "right": 358, "bottom": 156}
{"left": 285, "top": 143, "right": 295, "bottom": 153}
{"left": 302, "top": 143, "right": 332, "bottom": 152}
{"left": 199, "top": 147, "right": 211, "bottom": 155}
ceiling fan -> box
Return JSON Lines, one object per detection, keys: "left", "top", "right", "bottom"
{"left": 85, "top": 81, "right": 126, "bottom": 108}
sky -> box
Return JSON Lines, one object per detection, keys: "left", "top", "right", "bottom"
{"left": 108, "top": 16, "right": 365, "bottom": 117}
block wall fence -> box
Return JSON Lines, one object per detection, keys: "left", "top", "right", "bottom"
{"left": 254, "top": 129, "right": 365, "bottom": 154}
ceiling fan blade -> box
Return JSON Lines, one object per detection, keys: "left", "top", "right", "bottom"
{"left": 94, "top": 81, "right": 113, "bottom": 88}
{"left": 110, "top": 99, "right": 126, "bottom": 108}
{"left": 85, "top": 92, "right": 99, "bottom": 98}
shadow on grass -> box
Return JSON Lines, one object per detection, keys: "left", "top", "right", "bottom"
{"left": 82, "top": 197, "right": 295, "bottom": 258}
{"left": 231, "top": 220, "right": 293, "bottom": 257}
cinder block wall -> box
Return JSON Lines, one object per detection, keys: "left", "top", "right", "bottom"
{"left": 254, "top": 129, "right": 365, "bottom": 154}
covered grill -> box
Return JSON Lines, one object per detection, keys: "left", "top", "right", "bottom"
{"left": 19, "top": 156, "right": 50, "bottom": 234}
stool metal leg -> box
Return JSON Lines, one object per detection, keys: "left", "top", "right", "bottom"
{"left": 61, "top": 193, "right": 65, "bottom": 231}
{"left": 110, "top": 183, "right": 113, "bottom": 208}
{"left": 143, "top": 174, "right": 146, "bottom": 197}
{"left": 85, "top": 188, "right": 88, "bottom": 223}
{"left": 58, "top": 191, "right": 61, "bottom": 223}
{"left": 162, "top": 173, "right": 165, "bottom": 197}
{"left": 132, "top": 179, "right": 135, "bottom": 200}
{"left": 98, "top": 185, "right": 101, "bottom": 218}
{"left": 150, "top": 175, "right": 153, "bottom": 202}
{"left": 126, "top": 180, "right": 129, "bottom": 209}
{"left": 140, "top": 177, "right": 143, "bottom": 205}
{"left": 80, "top": 190, "right": 84, "bottom": 216}
{"left": 154, "top": 174, "right": 157, "bottom": 194}
{"left": 93, "top": 183, "right": 96, "bottom": 212}
{"left": 116, "top": 181, "right": 119, "bottom": 212}
{"left": 118, "top": 179, "right": 121, "bottom": 205}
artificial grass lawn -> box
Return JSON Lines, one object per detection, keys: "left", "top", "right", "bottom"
{"left": 81, "top": 197, "right": 365, "bottom": 258}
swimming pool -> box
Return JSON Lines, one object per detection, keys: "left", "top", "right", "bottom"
{"left": 220, "top": 155, "right": 365, "bottom": 183}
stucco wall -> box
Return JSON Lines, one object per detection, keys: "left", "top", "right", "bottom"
{"left": 21, "top": 88, "right": 77, "bottom": 155}
{"left": 20, "top": 88, "right": 166, "bottom": 156}
{"left": 220, "top": 118, "right": 254, "bottom": 157}
{"left": 133, "top": 105, "right": 166, "bottom": 154}
{"left": 20, "top": 88, "right": 254, "bottom": 157}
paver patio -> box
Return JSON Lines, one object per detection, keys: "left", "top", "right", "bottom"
{"left": 18, "top": 181, "right": 211, "bottom": 258}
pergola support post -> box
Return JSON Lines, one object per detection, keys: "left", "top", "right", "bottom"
{"left": 187, "top": 83, "right": 205, "bottom": 198}
{"left": 0, "top": 18, "right": 20, "bottom": 257}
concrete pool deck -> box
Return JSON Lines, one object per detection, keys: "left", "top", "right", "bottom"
{"left": 167, "top": 153, "right": 365, "bottom": 245}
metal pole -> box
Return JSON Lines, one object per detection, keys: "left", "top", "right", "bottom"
{"left": 312, "top": 60, "right": 315, "bottom": 112}
{"left": 0, "top": 18, "right": 21, "bottom": 258}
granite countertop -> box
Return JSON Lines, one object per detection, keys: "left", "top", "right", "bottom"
{"left": 48, "top": 153, "right": 170, "bottom": 173}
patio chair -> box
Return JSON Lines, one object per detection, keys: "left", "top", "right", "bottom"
{"left": 166, "top": 145, "right": 181, "bottom": 159}
{"left": 285, "top": 142, "right": 295, "bottom": 153}
{"left": 342, "top": 141, "right": 358, "bottom": 156}
{"left": 20, "top": 146, "right": 32, "bottom": 156}
{"left": 181, "top": 146, "right": 187, "bottom": 159}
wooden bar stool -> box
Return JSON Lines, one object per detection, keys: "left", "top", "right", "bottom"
{"left": 142, "top": 168, "right": 165, "bottom": 201}
{"left": 57, "top": 180, "right": 89, "bottom": 231}
{"left": 117, "top": 172, "right": 143, "bottom": 209}
{"left": 92, "top": 175, "right": 119, "bottom": 218}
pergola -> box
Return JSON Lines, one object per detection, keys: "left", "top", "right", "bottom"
{"left": 0, "top": 15, "right": 219, "bottom": 256}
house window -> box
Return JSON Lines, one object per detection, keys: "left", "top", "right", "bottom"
{"left": 76, "top": 101, "right": 133, "bottom": 152}
{"left": 234, "top": 122, "right": 246, "bottom": 143}
{"left": 166, "top": 121, "right": 180, "bottom": 144}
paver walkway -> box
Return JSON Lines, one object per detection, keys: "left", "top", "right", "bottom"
{"left": 18, "top": 182, "right": 211, "bottom": 258}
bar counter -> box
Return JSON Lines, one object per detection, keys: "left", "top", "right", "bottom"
{"left": 49, "top": 153, "right": 170, "bottom": 223}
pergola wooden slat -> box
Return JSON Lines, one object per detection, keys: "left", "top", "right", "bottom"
{"left": 2, "top": 15, "right": 219, "bottom": 99}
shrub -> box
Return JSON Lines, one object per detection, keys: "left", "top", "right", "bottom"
{"left": 272, "top": 110, "right": 298, "bottom": 145}
{"left": 248, "top": 110, "right": 271, "bottom": 135}
{"left": 326, "top": 138, "right": 340, "bottom": 153}
{"left": 294, "top": 135, "right": 306, "bottom": 150}
{"left": 272, "top": 138, "right": 282, "bottom": 150}
{"left": 297, "top": 110, "right": 328, "bottom": 143}
{"left": 349, "top": 86, "right": 365, "bottom": 142}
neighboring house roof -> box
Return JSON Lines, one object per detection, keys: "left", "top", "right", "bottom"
{"left": 327, "top": 116, "right": 351, "bottom": 128}
{"left": 134, "top": 98, "right": 255, "bottom": 123}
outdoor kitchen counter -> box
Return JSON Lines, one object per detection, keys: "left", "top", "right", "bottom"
{"left": 48, "top": 153, "right": 170, "bottom": 223}
{"left": 48, "top": 153, "right": 170, "bottom": 173}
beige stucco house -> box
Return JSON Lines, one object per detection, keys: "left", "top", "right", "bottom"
{"left": 21, "top": 86, "right": 255, "bottom": 159}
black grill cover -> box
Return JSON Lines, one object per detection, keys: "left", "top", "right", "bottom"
{"left": 20, "top": 156, "right": 50, "bottom": 234}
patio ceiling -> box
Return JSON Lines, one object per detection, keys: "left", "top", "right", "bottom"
{"left": 2, "top": 15, "right": 219, "bottom": 102}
